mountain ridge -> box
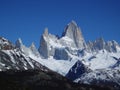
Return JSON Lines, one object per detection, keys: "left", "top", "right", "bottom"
{"left": 0, "top": 21, "right": 120, "bottom": 89}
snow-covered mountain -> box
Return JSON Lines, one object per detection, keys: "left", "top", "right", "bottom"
{"left": 66, "top": 60, "right": 92, "bottom": 80}
{"left": 0, "top": 37, "right": 15, "bottom": 50}
{"left": 74, "top": 69, "right": 120, "bottom": 89}
{"left": 0, "top": 21, "right": 120, "bottom": 89}
{"left": 0, "top": 37, "right": 48, "bottom": 71}
{"left": 39, "top": 21, "right": 86, "bottom": 59}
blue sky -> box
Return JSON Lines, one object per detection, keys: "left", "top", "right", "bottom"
{"left": 0, "top": 0, "right": 120, "bottom": 47}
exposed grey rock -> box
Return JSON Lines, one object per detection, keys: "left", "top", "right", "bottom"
{"left": 0, "top": 37, "right": 15, "bottom": 50}
{"left": 110, "top": 57, "right": 120, "bottom": 69}
{"left": 15, "top": 38, "right": 23, "bottom": 48}
{"left": 39, "top": 21, "right": 87, "bottom": 59}
{"left": 86, "top": 41, "right": 94, "bottom": 52}
{"left": 66, "top": 60, "right": 92, "bottom": 80}
{"left": 15, "top": 38, "right": 31, "bottom": 56}
{"left": 0, "top": 37, "right": 49, "bottom": 71}
{"left": 38, "top": 21, "right": 120, "bottom": 60}
{"left": 43, "top": 28, "right": 49, "bottom": 37}
{"left": 38, "top": 29, "right": 49, "bottom": 58}
{"left": 76, "top": 69, "right": 120, "bottom": 88}
{"left": 0, "top": 49, "right": 46, "bottom": 71}
{"left": 30, "top": 42, "right": 40, "bottom": 57}
{"left": 94, "top": 38, "right": 105, "bottom": 50}
{"left": 62, "top": 20, "right": 86, "bottom": 49}
{"left": 106, "top": 40, "right": 119, "bottom": 52}
{"left": 87, "top": 38, "right": 120, "bottom": 53}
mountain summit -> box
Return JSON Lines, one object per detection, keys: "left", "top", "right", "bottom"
{"left": 62, "top": 20, "right": 86, "bottom": 49}
{"left": 0, "top": 21, "right": 120, "bottom": 89}
{"left": 39, "top": 21, "right": 86, "bottom": 59}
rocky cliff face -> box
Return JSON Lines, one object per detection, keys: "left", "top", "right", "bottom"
{"left": 38, "top": 28, "right": 52, "bottom": 58}
{"left": 0, "top": 37, "right": 43, "bottom": 71}
{"left": 87, "top": 38, "right": 120, "bottom": 53}
{"left": 0, "top": 49, "right": 43, "bottom": 71}
{"left": 38, "top": 21, "right": 120, "bottom": 60}
{"left": 0, "top": 37, "right": 15, "bottom": 50}
{"left": 38, "top": 21, "right": 120, "bottom": 89}
{"left": 16, "top": 38, "right": 40, "bottom": 58}
{"left": 66, "top": 60, "right": 92, "bottom": 80}
{"left": 0, "top": 21, "right": 120, "bottom": 90}
{"left": 30, "top": 42, "right": 40, "bottom": 57}
{"left": 62, "top": 21, "right": 86, "bottom": 49}
{"left": 38, "top": 21, "right": 86, "bottom": 59}
{"left": 74, "top": 69, "right": 120, "bottom": 90}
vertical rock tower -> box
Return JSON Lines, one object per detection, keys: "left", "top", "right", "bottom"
{"left": 62, "top": 20, "right": 86, "bottom": 49}
{"left": 39, "top": 21, "right": 86, "bottom": 59}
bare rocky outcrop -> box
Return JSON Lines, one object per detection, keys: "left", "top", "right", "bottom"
{"left": 62, "top": 20, "right": 86, "bottom": 49}
{"left": 0, "top": 37, "right": 15, "bottom": 50}
{"left": 38, "top": 21, "right": 86, "bottom": 59}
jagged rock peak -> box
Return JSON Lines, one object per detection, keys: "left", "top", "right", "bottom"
{"left": 95, "top": 37, "right": 105, "bottom": 43}
{"left": 111, "top": 40, "right": 119, "bottom": 45}
{"left": 0, "top": 37, "right": 10, "bottom": 45}
{"left": 62, "top": 20, "right": 86, "bottom": 49}
{"left": 62, "top": 20, "right": 78, "bottom": 37}
{"left": 69, "top": 20, "right": 78, "bottom": 27}
{"left": 30, "top": 42, "right": 38, "bottom": 52}
{"left": 30, "top": 42, "right": 36, "bottom": 48}
{"left": 0, "top": 37, "right": 15, "bottom": 50}
{"left": 86, "top": 37, "right": 120, "bottom": 53}
{"left": 62, "top": 20, "right": 84, "bottom": 38}
{"left": 0, "top": 37, "right": 8, "bottom": 41}
{"left": 43, "top": 28, "right": 49, "bottom": 37}
{"left": 39, "top": 21, "right": 87, "bottom": 59}
{"left": 16, "top": 38, "right": 23, "bottom": 45}
{"left": 30, "top": 42, "right": 40, "bottom": 57}
{"left": 39, "top": 28, "right": 49, "bottom": 58}
{"left": 15, "top": 38, "right": 23, "bottom": 48}
{"left": 0, "top": 37, "right": 13, "bottom": 45}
